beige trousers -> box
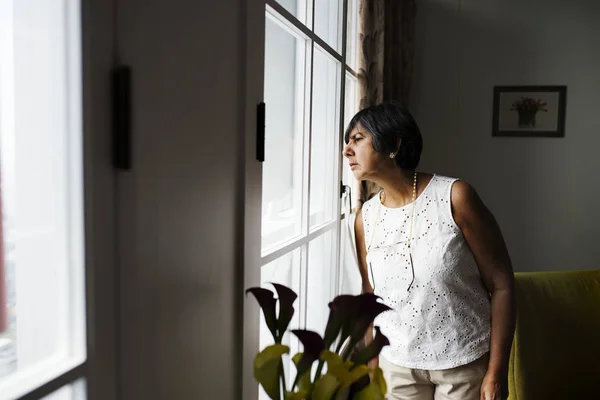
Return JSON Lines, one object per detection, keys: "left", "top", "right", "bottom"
{"left": 379, "top": 353, "right": 489, "bottom": 400}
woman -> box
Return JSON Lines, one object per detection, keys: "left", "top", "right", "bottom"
{"left": 343, "top": 102, "right": 516, "bottom": 400}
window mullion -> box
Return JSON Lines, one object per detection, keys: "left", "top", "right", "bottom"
{"left": 299, "top": 243, "right": 308, "bottom": 330}
{"left": 15, "top": 364, "right": 85, "bottom": 400}
{"left": 332, "top": 0, "right": 350, "bottom": 298}
{"left": 345, "top": 65, "right": 357, "bottom": 77}
{"left": 261, "top": 221, "right": 337, "bottom": 265}
{"left": 300, "top": 43, "right": 313, "bottom": 239}
{"left": 260, "top": 0, "right": 357, "bottom": 351}
{"left": 301, "top": 38, "right": 316, "bottom": 329}
{"left": 311, "top": 0, "right": 316, "bottom": 31}
{"left": 266, "top": 1, "right": 342, "bottom": 63}
{"left": 341, "top": 0, "right": 349, "bottom": 67}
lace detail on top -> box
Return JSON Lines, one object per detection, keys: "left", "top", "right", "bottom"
{"left": 362, "top": 175, "right": 491, "bottom": 370}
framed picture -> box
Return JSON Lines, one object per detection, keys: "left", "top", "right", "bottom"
{"left": 492, "top": 85, "right": 567, "bottom": 137}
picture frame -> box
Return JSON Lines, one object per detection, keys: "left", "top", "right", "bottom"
{"left": 492, "top": 85, "right": 567, "bottom": 137}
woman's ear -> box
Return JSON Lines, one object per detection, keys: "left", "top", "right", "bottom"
{"left": 395, "top": 138, "right": 402, "bottom": 155}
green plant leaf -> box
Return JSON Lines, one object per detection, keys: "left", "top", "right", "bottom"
{"left": 351, "top": 326, "right": 390, "bottom": 366}
{"left": 254, "top": 344, "right": 290, "bottom": 400}
{"left": 338, "top": 365, "right": 370, "bottom": 390}
{"left": 353, "top": 382, "right": 385, "bottom": 400}
{"left": 312, "top": 373, "right": 339, "bottom": 400}
{"left": 370, "top": 367, "right": 387, "bottom": 396}
{"left": 291, "top": 353, "right": 312, "bottom": 392}
{"left": 347, "top": 374, "right": 370, "bottom": 398}
{"left": 246, "top": 287, "right": 278, "bottom": 342}
{"left": 321, "top": 350, "right": 345, "bottom": 368}
{"left": 284, "top": 390, "right": 309, "bottom": 400}
{"left": 272, "top": 283, "right": 298, "bottom": 342}
{"left": 349, "top": 367, "right": 387, "bottom": 400}
{"left": 320, "top": 351, "right": 369, "bottom": 392}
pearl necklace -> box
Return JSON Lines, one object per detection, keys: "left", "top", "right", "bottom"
{"left": 367, "top": 170, "right": 418, "bottom": 291}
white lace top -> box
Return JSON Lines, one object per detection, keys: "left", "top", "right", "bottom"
{"left": 363, "top": 175, "right": 491, "bottom": 370}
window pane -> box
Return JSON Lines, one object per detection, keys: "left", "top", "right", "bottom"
{"left": 306, "top": 231, "right": 336, "bottom": 336}
{"left": 42, "top": 379, "right": 86, "bottom": 400}
{"left": 310, "top": 47, "right": 340, "bottom": 229}
{"left": 314, "top": 0, "right": 343, "bottom": 52}
{"left": 0, "top": 0, "right": 85, "bottom": 397}
{"left": 262, "top": 15, "right": 308, "bottom": 253}
{"left": 346, "top": 0, "right": 358, "bottom": 70}
{"left": 342, "top": 74, "right": 358, "bottom": 200}
{"left": 275, "top": 0, "right": 309, "bottom": 25}
{"left": 259, "top": 249, "right": 302, "bottom": 399}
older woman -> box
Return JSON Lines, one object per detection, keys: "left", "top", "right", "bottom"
{"left": 343, "top": 102, "right": 516, "bottom": 400}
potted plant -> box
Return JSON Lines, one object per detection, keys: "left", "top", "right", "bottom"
{"left": 246, "top": 283, "right": 391, "bottom": 400}
{"left": 510, "top": 96, "right": 548, "bottom": 127}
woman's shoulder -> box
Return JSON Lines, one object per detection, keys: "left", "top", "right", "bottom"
{"left": 418, "top": 173, "right": 455, "bottom": 194}
{"left": 429, "top": 173, "right": 459, "bottom": 184}
{"left": 430, "top": 174, "right": 477, "bottom": 193}
{"left": 422, "top": 174, "right": 471, "bottom": 204}
{"left": 428, "top": 175, "right": 480, "bottom": 212}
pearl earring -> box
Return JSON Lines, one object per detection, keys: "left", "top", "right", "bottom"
{"left": 389, "top": 152, "right": 395, "bottom": 159}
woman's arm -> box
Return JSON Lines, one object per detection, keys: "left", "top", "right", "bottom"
{"left": 354, "top": 209, "right": 378, "bottom": 369}
{"left": 451, "top": 181, "right": 516, "bottom": 399}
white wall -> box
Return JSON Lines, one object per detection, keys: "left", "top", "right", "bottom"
{"left": 411, "top": 0, "right": 600, "bottom": 272}
{"left": 116, "top": 0, "right": 263, "bottom": 399}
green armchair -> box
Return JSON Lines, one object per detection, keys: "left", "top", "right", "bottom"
{"left": 508, "top": 270, "right": 600, "bottom": 399}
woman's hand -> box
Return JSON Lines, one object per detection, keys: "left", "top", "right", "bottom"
{"left": 480, "top": 371, "right": 506, "bottom": 400}
{"left": 368, "top": 356, "right": 379, "bottom": 381}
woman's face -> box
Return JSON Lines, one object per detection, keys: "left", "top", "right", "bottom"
{"left": 343, "top": 123, "right": 389, "bottom": 181}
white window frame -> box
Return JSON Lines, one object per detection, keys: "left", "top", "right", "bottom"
{"left": 243, "top": 0, "right": 360, "bottom": 398}
{"left": 260, "top": 0, "right": 357, "bottom": 271}
{"left": 0, "top": 0, "right": 119, "bottom": 398}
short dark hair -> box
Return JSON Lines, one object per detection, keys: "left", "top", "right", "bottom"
{"left": 344, "top": 102, "right": 423, "bottom": 170}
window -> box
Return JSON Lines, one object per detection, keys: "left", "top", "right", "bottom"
{"left": 41, "top": 379, "right": 86, "bottom": 400}
{"left": 0, "top": 0, "right": 87, "bottom": 398}
{"left": 259, "top": 0, "right": 358, "bottom": 397}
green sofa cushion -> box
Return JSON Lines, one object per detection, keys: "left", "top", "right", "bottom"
{"left": 508, "top": 270, "right": 600, "bottom": 399}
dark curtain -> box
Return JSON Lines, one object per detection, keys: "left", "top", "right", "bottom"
{"left": 356, "top": 0, "right": 416, "bottom": 205}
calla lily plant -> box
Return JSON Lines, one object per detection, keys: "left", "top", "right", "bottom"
{"left": 246, "top": 283, "right": 392, "bottom": 400}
